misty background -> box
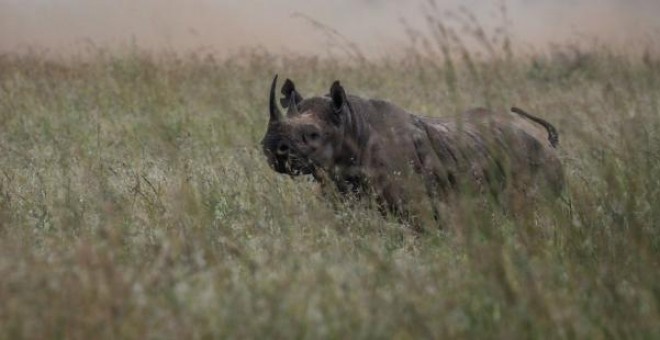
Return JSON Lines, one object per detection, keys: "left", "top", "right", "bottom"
{"left": 1, "top": 0, "right": 659, "bottom": 57}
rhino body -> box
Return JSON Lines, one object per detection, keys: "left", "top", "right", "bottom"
{"left": 261, "top": 75, "right": 564, "bottom": 227}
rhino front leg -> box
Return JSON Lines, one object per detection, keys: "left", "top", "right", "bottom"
{"left": 371, "top": 172, "right": 440, "bottom": 233}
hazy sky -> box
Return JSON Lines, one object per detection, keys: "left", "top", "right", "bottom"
{"left": 1, "top": 0, "right": 659, "bottom": 57}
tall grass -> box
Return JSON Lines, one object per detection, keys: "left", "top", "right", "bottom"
{"left": 1, "top": 15, "right": 660, "bottom": 338}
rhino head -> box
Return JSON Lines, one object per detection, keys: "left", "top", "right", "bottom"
{"left": 260, "top": 75, "right": 353, "bottom": 177}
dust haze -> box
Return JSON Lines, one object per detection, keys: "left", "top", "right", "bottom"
{"left": 1, "top": 0, "right": 659, "bottom": 58}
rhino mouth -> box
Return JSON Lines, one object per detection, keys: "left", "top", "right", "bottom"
{"left": 269, "top": 154, "right": 316, "bottom": 177}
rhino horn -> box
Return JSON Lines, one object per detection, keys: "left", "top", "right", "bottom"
{"left": 289, "top": 92, "right": 300, "bottom": 115}
{"left": 269, "top": 75, "right": 283, "bottom": 122}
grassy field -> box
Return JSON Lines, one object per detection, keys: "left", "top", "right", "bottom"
{"left": 1, "top": 39, "right": 660, "bottom": 338}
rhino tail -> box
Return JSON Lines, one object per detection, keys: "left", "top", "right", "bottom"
{"left": 511, "top": 107, "right": 559, "bottom": 148}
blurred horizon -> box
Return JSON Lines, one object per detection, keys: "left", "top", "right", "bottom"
{"left": 1, "top": 0, "right": 659, "bottom": 58}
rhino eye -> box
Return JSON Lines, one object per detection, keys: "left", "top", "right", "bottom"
{"left": 300, "top": 127, "right": 321, "bottom": 144}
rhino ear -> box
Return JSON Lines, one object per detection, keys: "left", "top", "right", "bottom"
{"left": 280, "top": 78, "right": 303, "bottom": 109}
{"left": 330, "top": 80, "right": 347, "bottom": 122}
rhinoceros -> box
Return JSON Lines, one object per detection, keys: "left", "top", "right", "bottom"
{"left": 261, "top": 75, "right": 564, "bottom": 228}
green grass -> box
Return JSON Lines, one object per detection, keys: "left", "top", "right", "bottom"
{"left": 1, "top": 44, "right": 660, "bottom": 338}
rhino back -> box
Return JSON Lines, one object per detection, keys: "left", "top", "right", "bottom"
{"left": 416, "top": 109, "right": 564, "bottom": 195}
